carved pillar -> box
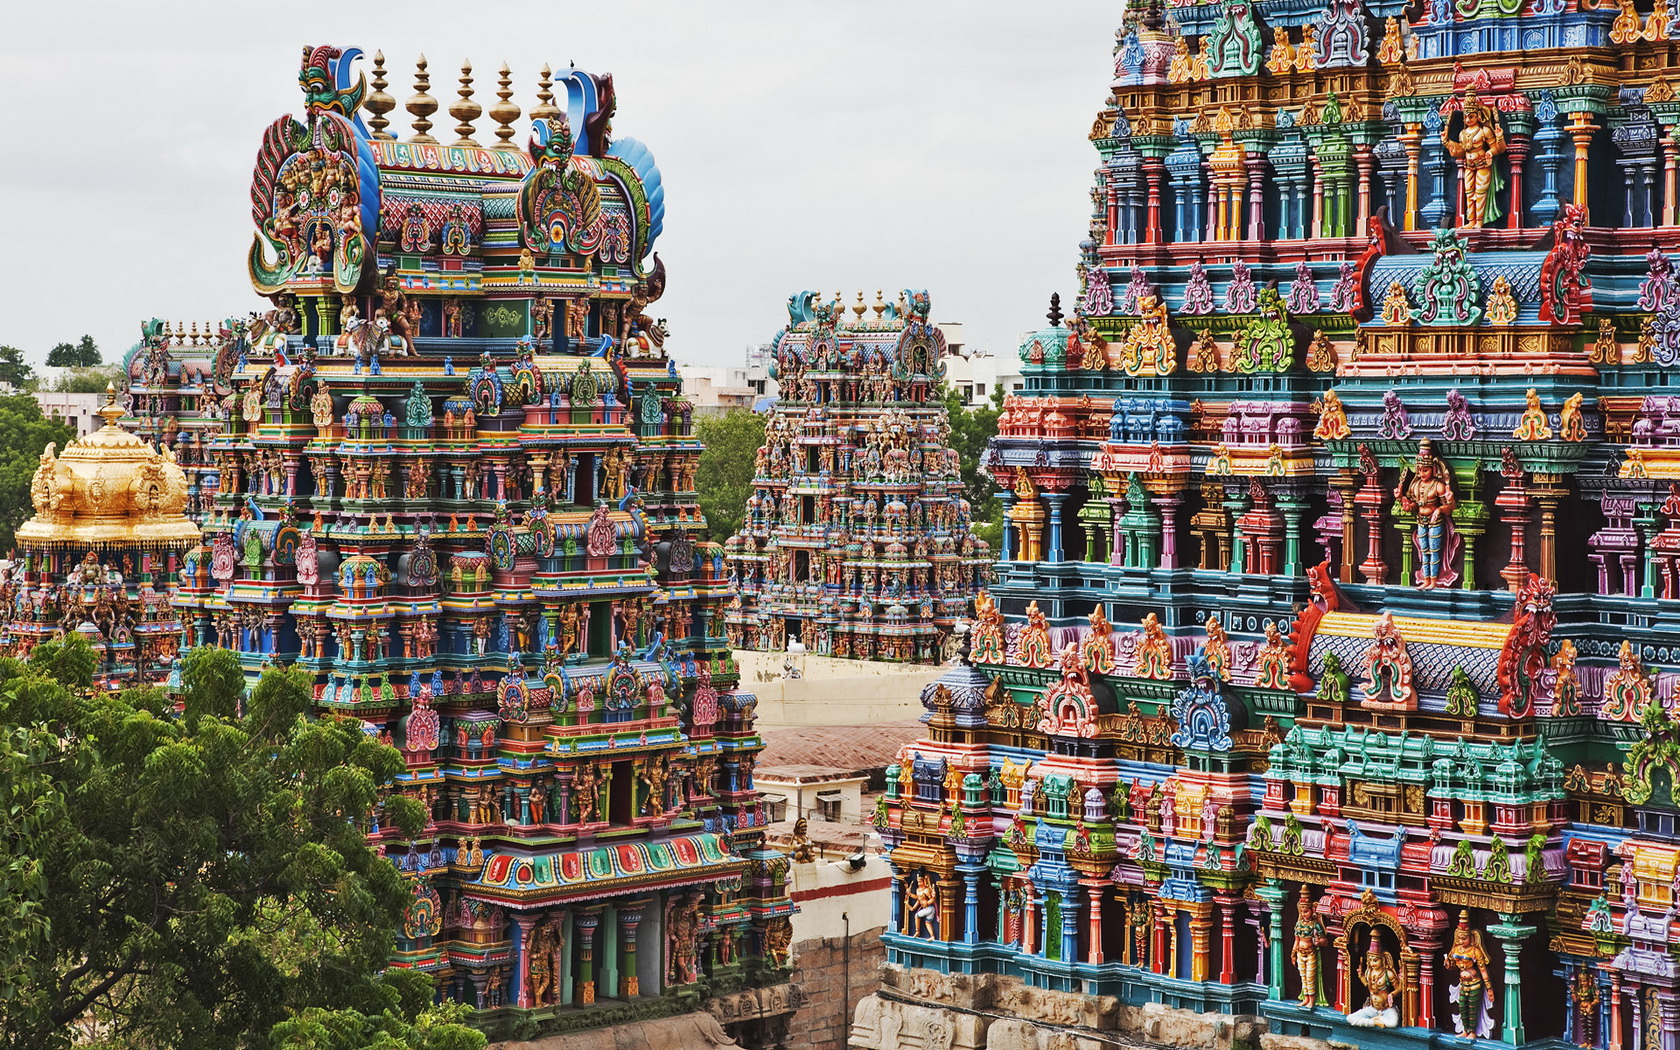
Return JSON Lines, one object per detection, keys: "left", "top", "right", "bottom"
{"left": 1399, "top": 125, "right": 1423, "bottom": 230}
{"left": 1219, "top": 900, "right": 1236, "bottom": 983}
{"left": 1609, "top": 973, "right": 1624, "bottom": 1050}
{"left": 1334, "top": 471, "right": 1359, "bottom": 583}
{"left": 1355, "top": 145, "right": 1374, "bottom": 229}
{"left": 1247, "top": 154, "right": 1267, "bottom": 239}
{"left": 938, "top": 876, "right": 960, "bottom": 944}
{"left": 617, "top": 902, "right": 645, "bottom": 996}
{"left": 962, "top": 866, "right": 982, "bottom": 946}
{"left": 515, "top": 914, "right": 538, "bottom": 1007}
{"left": 1504, "top": 113, "right": 1534, "bottom": 228}
{"left": 1155, "top": 494, "right": 1182, "bottom": 569}
{"left": 1256, "top": 882, "right": 1287, "bottom": 1001}
{"left": 1060, "top": 888, "right": 1080, "bottom": 963}
{"left": 1152, "top": 900, "right": 1168, "bottom": 974}
{"left": 1045, "top": 493, "right": 1067, "bottom": 563}
{"left": 574, "top": 908, "right": 601, "bottom": 1005}
{"left": 998, "top": 492, "right": 1016, "bottom": 561}
{"left": 1532, "top": 477, "right": 1567, "bottom": 583}
{"left": 1416, "top": 936, "right": 1439, "bottom": 1031}
{"left": 1144, "top": 158, "right": 1166, "bottom": 243}
{"left": 1489, "top": 913, "right": 1535, "bottom": 1045}
{"left": 1569, "top": 113, "right": 1597, "bottom": 220}
{"left": 1497, "top": 475, "right": 1531, "bottom": 592}
{"left": 1665, "top": 134, "right": 1679, "bottom": 227}
{"left": 1086, "top": 883, "right": 1104, "bottom": 964}
{"left": 1355, "top": 465, "right": 1387, "bottom": 585}
{"left": 1023, "top": 883, "right": 1038, "bottom": 956}
{"left": 1189, "top": 906, "right": 1211, "bottom": 983}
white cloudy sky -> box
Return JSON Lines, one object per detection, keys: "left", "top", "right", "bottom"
{"left": 2, "top": 1, "right": 1118, "bottom": 369}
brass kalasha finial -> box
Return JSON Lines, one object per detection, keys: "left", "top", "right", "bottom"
{"left": 854, "top": 292, "right": 867, "bottom": 320}
{"left": 531, "top": 64, "right": 560, "bottom": 123}
{"left": 407, "top": 54, "right": 439, "bottom": 144}
{"left": 873, "top": 290, "right": 886, "bottom": 318}
{"left": 490, "top": 62, "right": 521, "bottom": 150}
{"left": 450, "top": 59, "right": 482, "bottom": 147}
{"left": 366, "top": 50, "right": 397, "bottom": 140}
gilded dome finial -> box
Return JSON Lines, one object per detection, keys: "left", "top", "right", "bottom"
{"left": 406, "top": 54, "right": 439, "bottom": 144}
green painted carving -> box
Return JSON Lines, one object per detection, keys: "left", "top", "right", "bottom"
{"left": 1231, "top": 287, "right": 1294, "bottom": 372}
{"left": 1411, "top": 228, "right": 1484, "bottom": 326}
{"left": 1445, "top": 664, "right": 1478, "bottom": 717}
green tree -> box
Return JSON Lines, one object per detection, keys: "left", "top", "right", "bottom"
{"left": 695, "top": 409, "right": 767, "bottom": 542}
{"left": 942, "top": 385, "right": 1004, "bottom": 551}
{"left": 0, "top": 641, "right": 480, "bottom": 1050}
{"left": 0, "top": 346, "right": 35, "bottom": 390}
{"left": 49, "top": 366, "right": 123, "bottom": 394}
{"left": 46, "top": 336, "right": 101, "bottom": 369}
{"left": 0, "top": 395, "right": 75, "bottom": 554}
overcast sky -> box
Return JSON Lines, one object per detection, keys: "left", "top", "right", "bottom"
{"left": 2, "top": 1, "right": 1117, "bottom": 370}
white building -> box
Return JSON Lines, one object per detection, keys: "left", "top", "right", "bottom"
{"left": 678, "top": 344, "right": 777, "bottom": 414}
{"left": 937, "top": 322, "right": 1022, "bottom": 408}
{"left": 34, "top": 391, "right": 106, "bottom": 436}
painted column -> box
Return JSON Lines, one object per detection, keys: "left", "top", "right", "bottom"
{"left": 1045, "top": 493, "right": 1067, "bottom": 563}
{"left": 1144, "top": 159, "right": 1166, "bottom": 243}
{"left": 1219, "top": 900, "right": 1236, "bottom": 984}
{"left": 1610, "top": 973, "right": 1624, "bottom": 1050}
{"left": 1154, "top": 495, "right": 1181, "bottom": 569}
{"left": 1023, "top": 883, "right": 1038, "bottom": 956}
{"left": 1060, "top": 889, "right": 1081, "bottom": 964}
{"left": 999, "top": 493, "right": 1016, "bottom": 561}
{"left": 515, "top": 914, "right": 538, "bottom": 1007}
{"left": 962, "top": 866, "right": 982, "bottom": 946}
{"left": 1569, "top": 113, "right": 1597, "bottom": 219}
{"left": 1417, "top": 938, "right": 1438, "bottom": 1031}
{"left": 1152, "top": 900, "right": 1168, "bottom": 974}
{"left": 574, "top": 908, "right": 601, "bottom": 1005}
{"left": 617, "top": 902, "right": 645, "bottom": 996}
{"left": 1189, "top": 907, "right": 1211, "bottom": 983}
{"left": 1489, "top": 912, "right": 1535, "bottom": 1045}
{"left": 1086, "top": 884, "right": 1104, "bottom": 964}
{"left": 1256, "top": 882, "right": 1287, "bottom": 1001}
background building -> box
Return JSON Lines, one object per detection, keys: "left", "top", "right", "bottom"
{"left": 723, "top": 290, "right": 991, "bottom": 663}
{"left": 858, "top": 4, "right": 1680, "bottom": 1050}
{"left": 938, "top": 322, "right": 1022, "bottom": 408}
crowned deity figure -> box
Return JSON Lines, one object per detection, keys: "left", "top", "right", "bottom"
{"left": 1349, "top": 939, "right": 1403, "bottom": 1028}
{"left": 1445, "top": 912, "right": 1495, "bottom": 1038}
{"left": 1395, "top": 439, "right": 1459, "bottom": 588}
{"left": 1293, "top": 889, "right": 1329, "bottom": 1008}
{"left": 1443, "top": 89, "right": 1507, "bottom": 228}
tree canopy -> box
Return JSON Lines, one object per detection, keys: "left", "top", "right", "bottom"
{"left": 46, "top": 336, "right": 101, "bottom": 369}
{"left": 48, "top": 366, "right": 123, "bottom": 394}
{"left": 695, "top": 409, "right": 767, "bottom": 543}
{"left": 0, "top": 346, "right": 36, "bottom": 390}
{"left": 0, "top": 395, "right": 76, "bottom": 554}
{"left": 0, "top": 640, "right": 484, "bottom": 1050}
{"left": 942, "top": 385, "right": 1003, "bottom": 551}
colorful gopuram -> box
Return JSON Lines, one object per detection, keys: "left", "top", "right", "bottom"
{"left": 722, "top": 291, "right": 991, "bottom": 663}
{"left": 151, "top": 46, "right": 794, "bottom": 1042}
{"left": 2, "top": 388, "right": 198, "bottom": 688}
{"left": 859, "top": 5, "right": 1680, "bottom": 1050}
{"left": 123, "top": 318, "right": 232, "bottom": 523}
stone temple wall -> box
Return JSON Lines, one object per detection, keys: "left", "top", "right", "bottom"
{"left": 789, "top": 927, "right": 886, "bottom": 1050}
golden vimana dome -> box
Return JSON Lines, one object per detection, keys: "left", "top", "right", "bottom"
{"left": 19, "top": 385, "right": 200, "bottom": 550}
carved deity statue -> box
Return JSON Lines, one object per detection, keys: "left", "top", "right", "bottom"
{"left": 1395, "top": 439, "right": 1459, "bottom": 588}
{"left": 1349, "top": 939, "right": 1403, "bottom": 1028}
{"left": 1293, "top": 889, "right": 1329, "bottom": 1008}
{"left": 1445, "top": 912, "right": 1494, "bottom": 1038}
{"left": 1443, "top": 89, "right": 1507, "bottom": 228}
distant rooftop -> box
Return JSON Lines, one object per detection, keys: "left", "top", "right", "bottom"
{"left": 756, "top": 721, "right": 924, "bottom": 778}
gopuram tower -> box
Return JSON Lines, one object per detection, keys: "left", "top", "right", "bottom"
{"left": 159, "top": 46, "right": 796, "bottom": 1044}
{"left": 724, "top": 290, "right": 991, "bottom": 663}
{"left": 856, "top": 4, "right": 1680, "bottom": 1050}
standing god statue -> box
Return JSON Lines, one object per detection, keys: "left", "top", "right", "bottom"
{"left": 1443, "top": 89, "right": 1507, "bottom": 228}
{"left": 1395, "top": 439, "right": 1459, "bottom": 589}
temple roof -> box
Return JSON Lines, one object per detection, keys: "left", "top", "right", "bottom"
{"left": 17, "top": 388, "right": 199, "bottom": 550}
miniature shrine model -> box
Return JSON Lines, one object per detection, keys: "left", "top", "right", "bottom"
{"left": 2, "top": 389, "right": 199, "bottom": 688}
{"left": 862, "top": 4, "right": 1680, "bottom": 1050}
{"left": 723, "top": 291, "right": 991, "bottom": 663}
{"left": 142, "top": 46, "right": 795, "bottom": 1042}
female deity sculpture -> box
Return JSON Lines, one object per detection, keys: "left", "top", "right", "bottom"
{"left": 1443, "top": 89, "right": 1507, "bottom": 228}
{"left": 910, "top": 872, "right": 940, "bottom": 939}
{"left": 1293, "top": 889, "right": 1328, "bottom": 1008}
{"left": 1395, "top": 439, "right": 1459, "bottom": 588}
{"left": 1445, "top": 912, "right": 1494, "bottom": 1038}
